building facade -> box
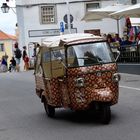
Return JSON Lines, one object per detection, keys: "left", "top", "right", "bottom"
{"left": 15, "top": 0, "right": 139, "bottom": 50}
{"left": 0, "top": 30, "right": 17, "bottom": 65}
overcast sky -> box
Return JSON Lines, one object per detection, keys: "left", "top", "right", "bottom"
{"left": 0, "top": 0, "right": 17, "bottom": 35}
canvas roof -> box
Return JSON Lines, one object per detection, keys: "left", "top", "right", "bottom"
{"left": 82, "top": 4, "right": 130, "bottom": 21}
{"left": 41, "top": 33, "right": 103, "bottom": 48}
{"left": 110, "top": 3, "right": 140, "bottom": 19}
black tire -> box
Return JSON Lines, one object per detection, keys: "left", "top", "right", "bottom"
{"left": 44, "top": 101, "right": 55, "bottom": 118}
{"left": 101, "top": 105, "right": 111, "bottom": 124}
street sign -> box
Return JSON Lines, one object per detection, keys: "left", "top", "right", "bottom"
{"left": 60, "top": 22, "right": 64, "bottom": 32}
{"left": 63, "top": 14, "right": 74, "bottom": 24}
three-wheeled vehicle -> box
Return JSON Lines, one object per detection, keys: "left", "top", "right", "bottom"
{"left": 34, "top": 33, "right": 120, "bottom": 124}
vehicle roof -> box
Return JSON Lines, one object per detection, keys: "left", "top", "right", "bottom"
{"left": 41, "top": 33, "right": 103, "bottom": 48}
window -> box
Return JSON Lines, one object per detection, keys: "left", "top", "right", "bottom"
{"left": 51, "top": 49, "right": 65, "bottom": 60}
{"left": 0, "top": 44, "right": 4, "bottom": 52}
{"left": 40, "top": 5, "right": 56, "bottom": 24}
{"left": 67, "top": 42, "right": 115, "bottom": 67}
{"left": 43, "top": 49, "right": 65, "bottom": 62}
{"left": 86, "top": 3, "right": 100, "bottom": 11}
{"left": 43, "top": 51, "right": 51, "bottom": 62}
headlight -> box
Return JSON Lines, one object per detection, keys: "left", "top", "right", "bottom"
{"left": 112, "top": 73, "right": 121, "bottom": 82}
{"left": 75, "top": 78, "right": 85, "bottom": 87}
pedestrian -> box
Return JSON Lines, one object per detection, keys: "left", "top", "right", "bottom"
{"left": 136, "top": 33, "right": 140, "bottom": 55}
{"left": 22, "top": 46, "right": 27, "bottom": 70}
{"left": 136, "top": 32, "right": 140, "bottom": 45}
{"left": 33, "top": 43, "right": 40, "bottom": 74}
{"left": 23, "top": 54, "right": 29, "bottom": 71}
{"left": 14, "top": 42, "right": 22, "bottom": 72}
{"left": 121, "top": 35, "right": 132, "bottom": 46}
{"left": 0, "top": 56, "right": 8, "bottom": 72}
{"left": 103, "top": 33, "right": 107, "bottom": 40}
{"left": 106, "top": 34, "right": 115, "bottom": 47}
{"left": 8, "top": 57, "right": 16, "bottom": 72}
{"left": 114, "top": 34, "right": 122, "bottom": 44}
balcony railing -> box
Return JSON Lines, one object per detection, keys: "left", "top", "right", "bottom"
{"left": 111, "top": 44, "right": 140, "bottom": 63}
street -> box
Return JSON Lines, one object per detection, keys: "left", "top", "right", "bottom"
{"left": 0, "top": 71, "right": 140, "bottom": 140}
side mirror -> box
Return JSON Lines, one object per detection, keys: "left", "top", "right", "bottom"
{"left": 57, "top": 57, "right": 63, "bottom": 62}
{"left": 57, "top": 57, "right": 67, "bottom": 69}
{"left": 115, "top": 50, "right": 120, "bottom": 62}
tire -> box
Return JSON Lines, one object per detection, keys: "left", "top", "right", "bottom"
{"left": 100, "top": 105, "right": 111, "bottom": 124}
{"left": 44, "top": 101, "right": 55, "bottom": 118}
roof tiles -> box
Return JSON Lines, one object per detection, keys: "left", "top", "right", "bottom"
{"left": 0, "top": 30, "right": 16, "bottom": 40}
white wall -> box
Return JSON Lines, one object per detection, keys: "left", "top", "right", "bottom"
{"left": 16, "top": 0, "right": 138, "bottom": 48}
{"left": 17, "top": 0, "right": 121, "bottom": 47}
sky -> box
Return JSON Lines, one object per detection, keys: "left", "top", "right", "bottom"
{"left": 0, "top": 0, "right": 17, "bottom": 35}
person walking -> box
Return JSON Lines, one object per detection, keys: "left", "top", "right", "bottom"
{"left": 22, "top": 46, "right": 27, "bottom": 70}
{"left": 0, "top": 56, "right": 8, "bottom": 72}
{"left": 23, "top": 54, "right": 29, "bottom": 71}
{"left": 8, "top": 57, "right": 16, "bottom": 72}
{"left": 14, "top": 42, "right": 22, "bottom": 72}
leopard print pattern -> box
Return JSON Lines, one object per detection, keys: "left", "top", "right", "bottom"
{"left": 36, "top": 63, "right": 119, "bottom": 110}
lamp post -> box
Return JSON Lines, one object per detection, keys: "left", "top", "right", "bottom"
{"left": 1, "top": 3, "right": 16, "bottom": 14}
{"left": 1, "top": 3, "right": 9, "bottom": 13}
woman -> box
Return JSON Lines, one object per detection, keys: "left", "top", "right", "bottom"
{"left": 22, "top": 46, "right": 27, "bottom": 70}
{"left": 0, "top": 56, "right": 8, "bottom": 72}
{"left": 23, "top": 54, "right": 29, "bottom": 71}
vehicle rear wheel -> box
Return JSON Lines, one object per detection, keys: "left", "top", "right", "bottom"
{"left": 100, "top": 104, "right": 111, "bottom": 124}
{"left": 44, "top": 101, "right": 55, "bottom": 118}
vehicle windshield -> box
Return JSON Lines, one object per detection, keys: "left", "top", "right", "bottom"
{"left": 67, "top": 41, "right": 115, "bottom": 67}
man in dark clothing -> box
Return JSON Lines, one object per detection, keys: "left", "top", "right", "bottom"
{"left": 22, "top": 46, "right": 27, "bottom": 70}
{"left": 14, "top": 42, "right": 21, "bottom": 72}
{"left": 23, "top": 46, "right": 27, "bottom": 60}
{"left": 9, "top": 57, "right": 16, "bottom": 72}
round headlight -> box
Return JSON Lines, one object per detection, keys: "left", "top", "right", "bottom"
{"left": 112, "top": 73, "right": 121, "bottom": 82}
{"left": 75, "top": 78, "right": 85, "bottom": 87}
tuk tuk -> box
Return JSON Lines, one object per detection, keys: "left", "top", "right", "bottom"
{"left": 34, "top": 33, "right": 120, "bottom": 124}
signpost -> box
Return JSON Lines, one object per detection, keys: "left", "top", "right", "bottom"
{"left": 60, "top": 21, "right": 64, "bottom": 34}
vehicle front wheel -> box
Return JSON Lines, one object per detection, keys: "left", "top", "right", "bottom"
{"left": 44, "top": 101, "right": 55, "bottom": 118}
{"left": 100, "top": 105, "right": 111, "bottom": 124}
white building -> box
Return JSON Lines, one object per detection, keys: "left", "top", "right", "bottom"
{"left": 16, "top": 0, "right": 139, "bottom": 51}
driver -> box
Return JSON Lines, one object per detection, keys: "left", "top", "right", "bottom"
{"left": 84, "top": 51, "right": 98, "bottom": 65}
